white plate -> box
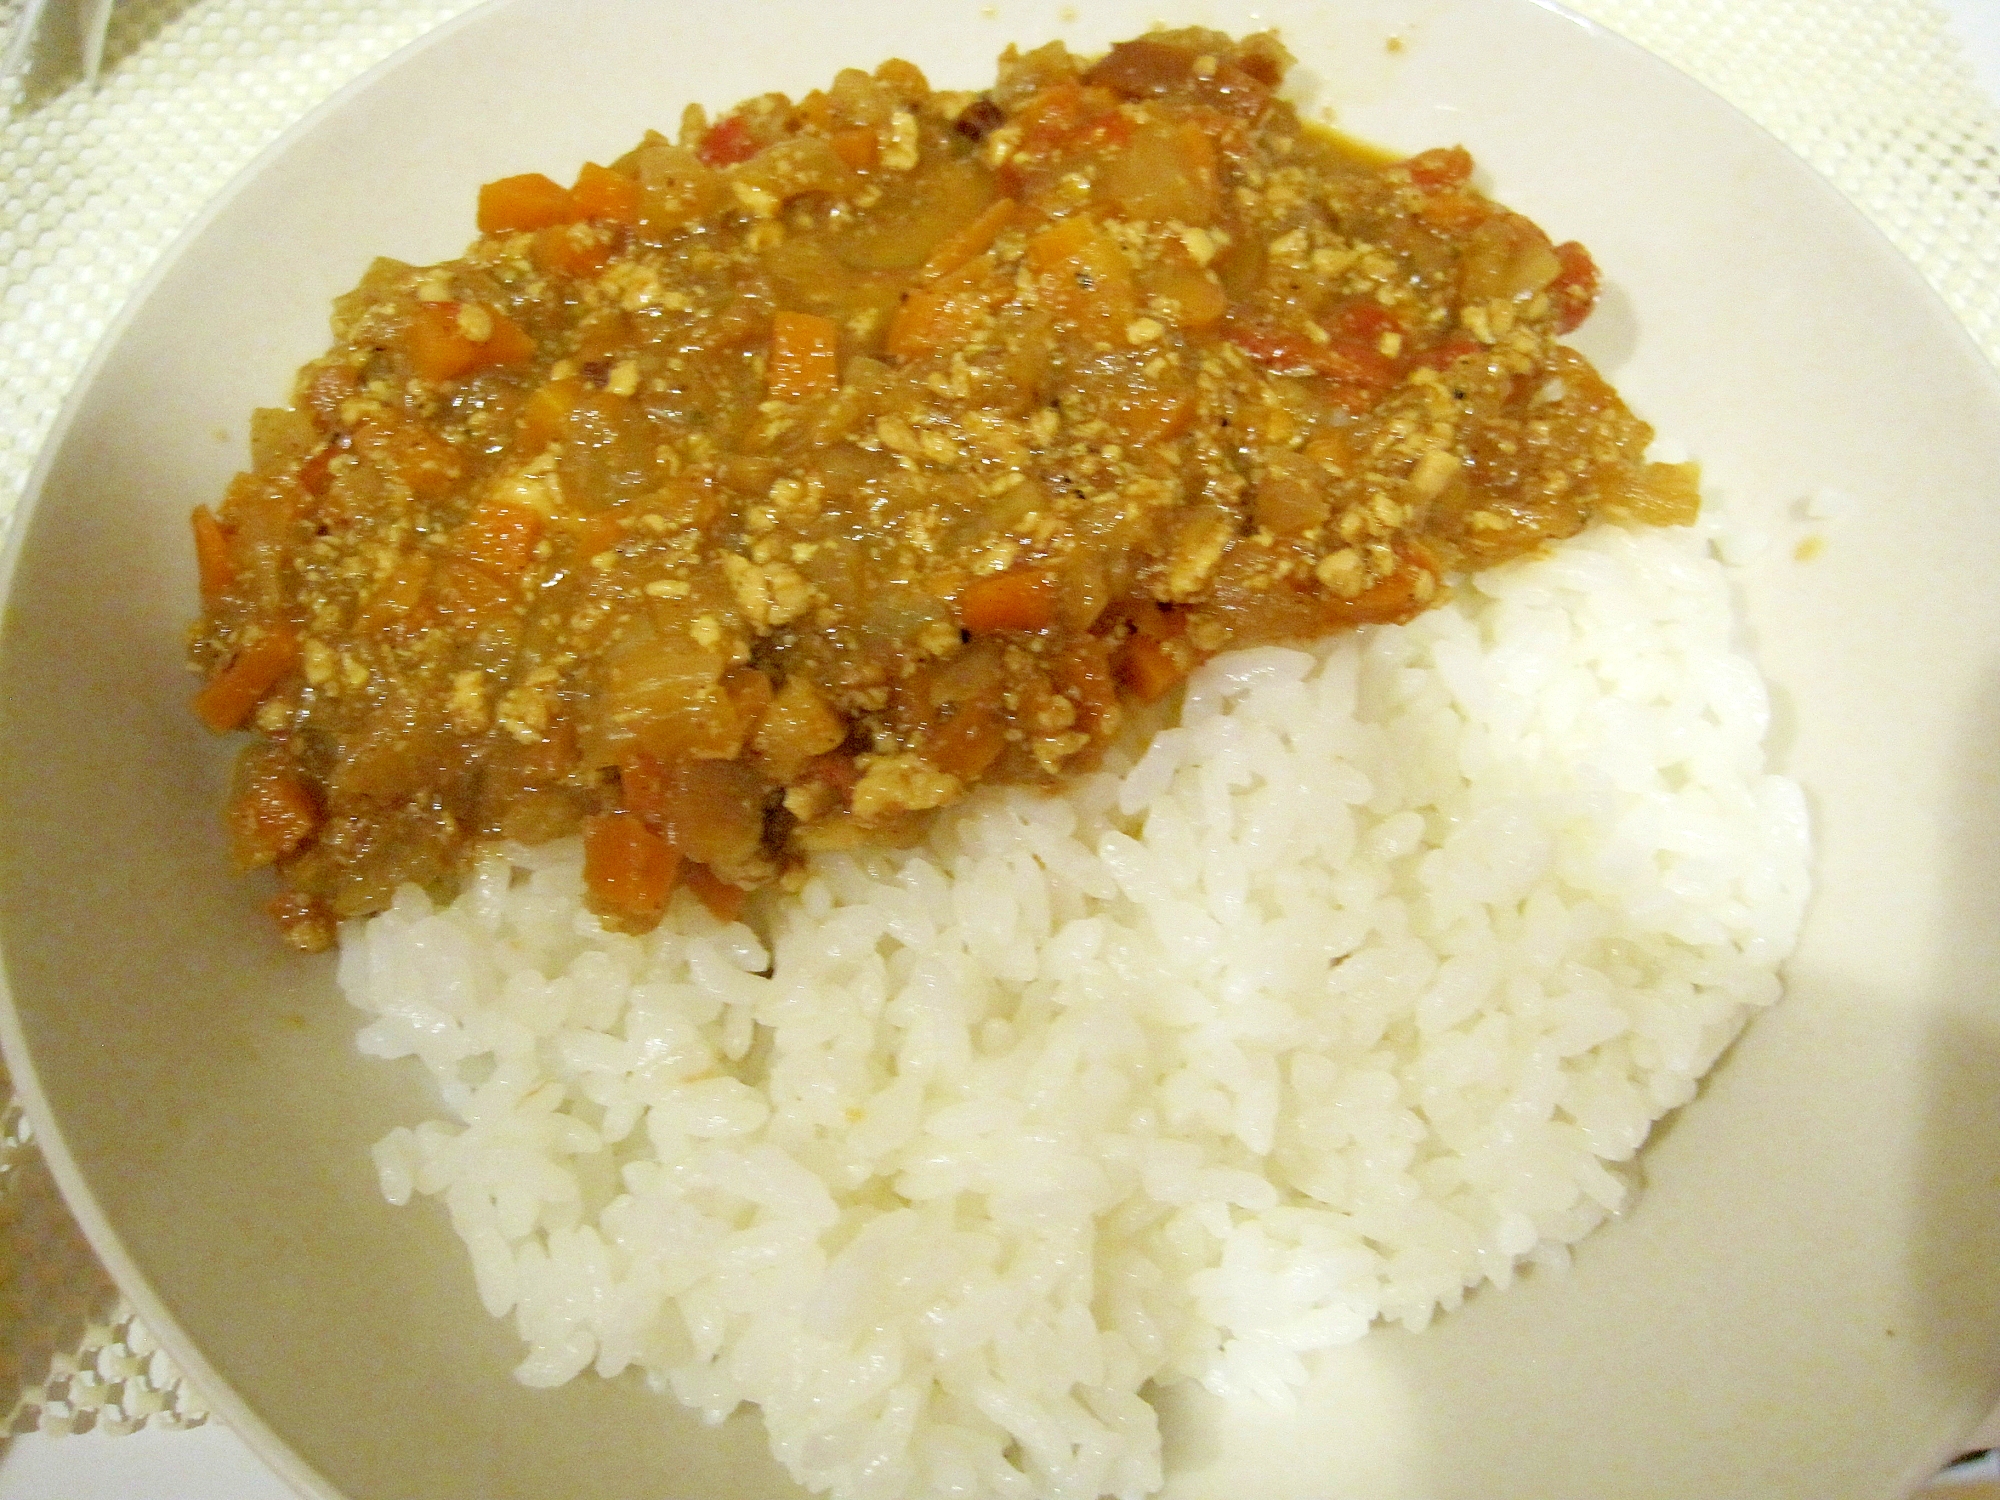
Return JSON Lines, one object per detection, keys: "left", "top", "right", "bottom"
{"left": 3, "top": 1, "right": 1998, "bottom": 1497}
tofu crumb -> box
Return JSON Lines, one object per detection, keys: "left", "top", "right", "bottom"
{"left": 882, "top": 111, "right": 921, "bottom": 171}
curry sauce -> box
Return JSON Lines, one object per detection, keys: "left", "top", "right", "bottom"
{"left": 187, "top": 30, "right": 1695, "bottom": 949}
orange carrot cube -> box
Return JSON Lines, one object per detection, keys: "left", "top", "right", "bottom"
{"left": 766, "top": 311, "right": 841, "bottom": 401}
{"left": 570, "top": 161, "right": 642, "bottom": 224}
{"left": 193, "top": 624, "right": 299, "bottom": 732}
{"left": 959, "top": 571, "right": 1056, "bottom": 634}
{"left": 477, "top": 172, "right": 576, "bottom": 233}
{"left": 583, "top": 812, "right": 679, "bottom": 926}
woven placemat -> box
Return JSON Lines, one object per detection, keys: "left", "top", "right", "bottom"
{"left": 0, "top": 0, "right": 1995, "bottom": 1449}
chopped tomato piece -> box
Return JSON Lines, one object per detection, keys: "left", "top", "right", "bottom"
{"left": 697, "top": 115, "right": 760, "bottom": 167}
{"left": 1403, "top": 145, "right": 1472, "bottom": 191}
{"left": 1548, "top": 241, "right": 1601, "bottom": 334}
{"left": 1222, "top": 316, "right": 1402, "bottom": 412}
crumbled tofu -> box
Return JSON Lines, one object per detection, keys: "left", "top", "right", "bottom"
{"left": 849, "top": 753, "right": 962, "bottom": 821}
{"left": 882, "top": 110, "right": 921, "bottom": 171}
{"left": 448, "top": 670, "right": 489, "bottom": 733}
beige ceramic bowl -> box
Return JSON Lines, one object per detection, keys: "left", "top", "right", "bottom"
{"left": 3, "top": 0, "right": 1999, "bottom": 1496}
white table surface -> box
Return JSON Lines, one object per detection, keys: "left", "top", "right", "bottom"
{"left": 3, "top": 3, "right": 1996, "bottom": 1496}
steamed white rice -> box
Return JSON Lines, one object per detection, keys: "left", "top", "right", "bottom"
{"left": 341, "top": 517, "right": 1810, "bottom": 1500}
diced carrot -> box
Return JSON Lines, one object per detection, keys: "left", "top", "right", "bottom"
{"left": 1221, "top": 316, "right": 1401, "bottom": 414}
{"left": 697, "top": 115, "right": 760, "bottom": 167}
{"left": 482, "top": 313, "right": 536, "bottom": 365}
{"left": 450, "top": 499, "right": 545, "bottom": 576}
{"left": 533, "top": 222, "right": 615, "bottom": 279}
{"left": 405, "top": 304, "right": 482, "bottom": 382}
{"left": 766, "top": 310, "right": 842, "bottom": 402}
{"left": 429, "top": 559, "right": 517, "bottom": 626}
{"left": 567, "top": 513, "right": 626, "bottom": 561}
{"left": 796, "top": 90, "right": 836, "bottom": 133}
{"left": 1025, "top": 215, "right": 1136, "bottom": 339}
{"left": 515, "top": 378, "right": 582, "bottom": 453}
{"left": 477, "top": 172, "right": 576, "bottom": 234}
{"left": 920, "top": 197, "right": 1017, "bottom": 281}
{"left": 926, "top": 704, "right": 1007, "bottom": 782}
{"left": 829, "top": 127, "right": 880, "bottom": 171}
{"left": 227, "top": 761, "right": 319, "bottom": 869}
{"left": 619, "top": 748, "right": 668, "bottom": 824}
{"left": 352, "top": 415, "right": 461, "bottom": 498}
{"left": 1115, "top": 633, "right": 1188, "bottom": 702}
{"left": 570, "top": 161, "right": 642, "bottom": 224}
{"left": 959, "top": 570, "right": 1057, "bottom": 634}
{"left": 191, "top": 505, "right": 235, "bottom": 606}
{"left": 193, "top": 624, "right": 299, "bottom": 732}
{"left": 681, "top": 861, "right": 749, "bottom": 923}
{"left": 884, "top": 285, "right": 954, "bottom": 360}
{"left": 296, "top": 441, "right": 338, "bottom": 496}
{"left": 1415, "top": 192, "right": 1489, "bottom": 232}
{"left": 582, "top": 811, "right": 679, "bottom": 927}
{"left": 404, "top": 302, "right": 537, "bottom": 383}
{"left": 884, "top": 272, "right": 1006, "bottom": 361}
{"left": 354, "top": 553, "right": 433, "bottom": 634}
